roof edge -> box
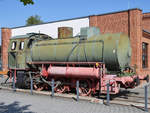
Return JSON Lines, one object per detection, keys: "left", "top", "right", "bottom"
{"left": 1, "top": 27, "right": 11, "bottom": 29}
{"left": 143, "top": 12, "right": 150, "bottom": 15}
{"left": 11, "top": 16, "right": 90, "bottom": 29}
{"left": 143, "top": 29, "right": 150, "bottom": 34}
{"left": 91, "top": 8, "right": 142, "bottom": 17}
{"left": 11, "top": 8, "right": 142, "bottom": 30}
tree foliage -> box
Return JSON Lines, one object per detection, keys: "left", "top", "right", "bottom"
{"left": 26, "top": 15, "right": 43, "bottom": 26}
{"left": 20, "top": 0, "right": 34, "bottom": 5}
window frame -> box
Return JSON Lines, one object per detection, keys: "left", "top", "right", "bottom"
{"left": 11, "top": 41, "right": 17, "bottom": 50}
{"left": 142, "top": 42, "right": 148, "bottom": 68}
{"left": 19, "top": 41, "right": 25, "bottom": 50}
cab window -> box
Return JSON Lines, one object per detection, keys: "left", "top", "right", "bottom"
{"left": 11, "top": 41, "right": 17, "bottom": 50}
{"left": 19, "top": 41, "right": 25, "bottom": 50}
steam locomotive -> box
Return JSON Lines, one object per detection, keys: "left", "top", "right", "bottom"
{"left": 7, "top": 27, "right": 145, "bottom": 96}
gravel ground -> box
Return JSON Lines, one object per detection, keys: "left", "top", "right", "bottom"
{"left": 0, "top": 89, "right": 149, "bottom": 113}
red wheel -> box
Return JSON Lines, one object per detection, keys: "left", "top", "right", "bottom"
{"left": 54, "top": 79, "right": 66, "bottom": 93}
{"left": 34, "top": 83, "right": 49, "bottom": 91}
{"left": 33, "top": 74, "right": 44, "bottom": 91}
{"left": 34, "top": 84, "right": 44, "bottom": 91}
{"left": 78, "top": 80, "right": 92, "bottom": 96}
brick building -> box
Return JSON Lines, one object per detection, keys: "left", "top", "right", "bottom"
{"left": 1, "top": 8, "right": 150, "bottom": 76}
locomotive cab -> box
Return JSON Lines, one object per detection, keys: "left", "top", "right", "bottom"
{"left": 8, "top": 37, "right": 27, "bottom": 69}
{"left": 8, "top": 33, "right": 53, "bottom": 70}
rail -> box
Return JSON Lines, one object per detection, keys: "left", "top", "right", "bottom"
{"left": 105, "top": 82, "right": 150, "bottom": 112}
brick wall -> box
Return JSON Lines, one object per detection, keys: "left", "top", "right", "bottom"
{"left": 143, "top": 13, "right": 150, "bottom": 31}
{"left": 141, "top": 13, "right": 150, "bottom": 75}
{"left": 1, "top": 28, "right": 11, "bottom": 71}
{"left": 129, "top": 9, "right": 142, "bottom": 74}
{"left": 90, "top": 9, "right": 148, "bottom": 75}
{"left": 140, "top": 32, "right": 150, "bottom": 76}
{"left": 90, "top": 11, "right": 129, "bottom": 34}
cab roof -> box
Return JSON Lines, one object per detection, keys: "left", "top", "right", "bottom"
{"left": 11, "top": 33, "right": 52, "bottom": 40}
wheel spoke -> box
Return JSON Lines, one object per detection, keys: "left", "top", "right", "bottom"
{"left": 78, "top": 80, "right": 91, "bottom": 96}
{"left": 34, "top": 84, "right": 44, "bottom": 91}
{"left": 54, "top": 79, "right": 66, "bottom": 93}
{"left": 84, "top": 88, "right": 88, "bottom": 94}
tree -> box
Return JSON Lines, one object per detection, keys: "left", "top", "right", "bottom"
{"left": 20, "top": 0, "right": 34, "bottom": 5}
{"left": 26, "top": 15, "right": 43, "bottom": 26}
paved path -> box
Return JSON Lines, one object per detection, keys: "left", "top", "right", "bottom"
{"left": 0, "top": 90, "right": 149, "bottom": 113}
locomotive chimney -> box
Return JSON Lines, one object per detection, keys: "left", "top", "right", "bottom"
{"left": 58, "top": 27, "right": 73, "bottom": 39}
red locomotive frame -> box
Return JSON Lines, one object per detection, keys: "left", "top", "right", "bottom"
{"left": 8, "top": 62, "right": 145, "bottom": 96}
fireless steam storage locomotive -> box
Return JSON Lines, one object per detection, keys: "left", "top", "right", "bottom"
{"left": 7, "top": 27, "right": 149, "bottom": 96}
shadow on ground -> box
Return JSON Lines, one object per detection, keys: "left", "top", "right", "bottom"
{"left": 95, "top": 89, "right": 140, "bottom": 100}
{"left": 0, "top": 101, "right": 34, "bottom": 113}
{"left": 110, "top": 89, "right": 139, "bottom": 99}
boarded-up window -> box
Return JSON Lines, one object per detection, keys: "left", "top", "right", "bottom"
{"left": 142, "top": 42, "right": 148, "bottom": 68}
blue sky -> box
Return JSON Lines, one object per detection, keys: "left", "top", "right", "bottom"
{"left": 0, "top": 0, "right": 150, "bottom": 44}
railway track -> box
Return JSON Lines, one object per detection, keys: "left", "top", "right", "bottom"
{"left": 102, "top": 89, "right": 150, "bottom": 110}
{"left": 111, "top": 96, "right": 150, "bottom": 105}
{"left": 105, "top": 98, "right": 150, "bottom": 111}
